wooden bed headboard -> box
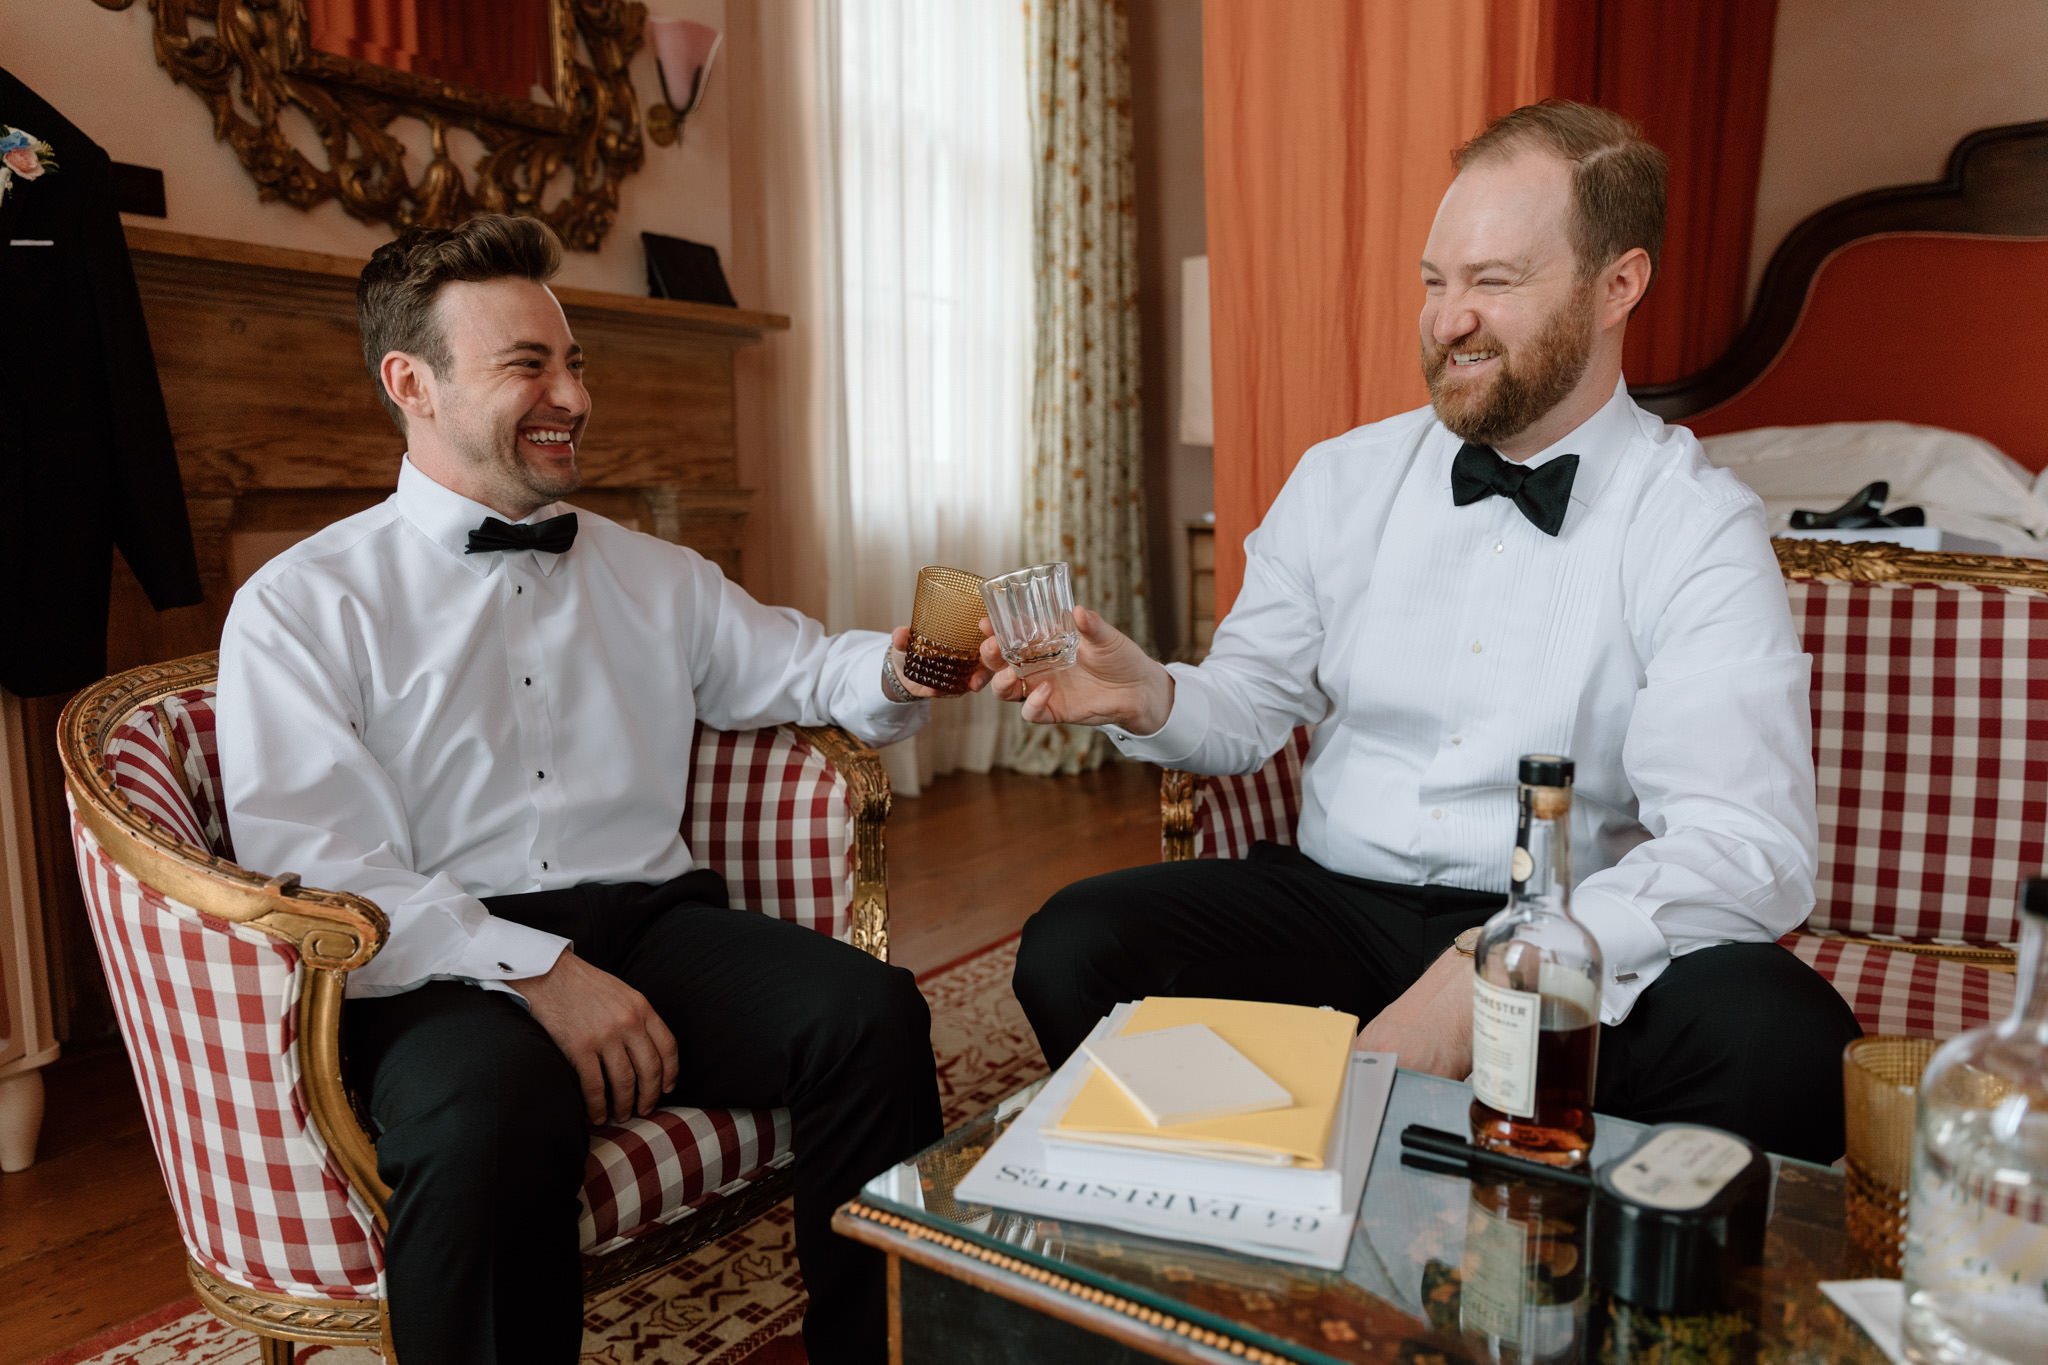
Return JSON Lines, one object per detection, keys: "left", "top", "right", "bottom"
{"left": 1632, "top": 119, "right": 2048, "bottom": 474}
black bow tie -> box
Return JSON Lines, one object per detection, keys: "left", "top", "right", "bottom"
{"left": 1450, "top": 443, "right": 1579, "bottom": 537}
{"left": 465, "top": 512, "right": 578, "bottom": 555}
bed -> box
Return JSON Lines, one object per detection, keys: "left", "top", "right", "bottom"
{"left": 1631, "top": 117, "right": 2048, "bottom": 557}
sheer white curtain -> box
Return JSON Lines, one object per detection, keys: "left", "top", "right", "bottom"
{"left": 733, "top": 0, "right": 852, "bottom": 629}
{"left": 834, "top": 0, "right": 1033, "bottom": 797}
{"left": 739, "top": 0, "right": 1032, "bottom": 797}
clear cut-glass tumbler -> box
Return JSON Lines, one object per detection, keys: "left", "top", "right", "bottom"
{"left": 979, "top": 562, "right": 1078, "bottom": 678}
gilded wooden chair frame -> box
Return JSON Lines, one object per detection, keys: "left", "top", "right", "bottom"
{"left": 60, "top": 651, "right": 892, "bottom": 1362}
{"left": 1160, "top": 541, "right": 2048, "bottom": 975}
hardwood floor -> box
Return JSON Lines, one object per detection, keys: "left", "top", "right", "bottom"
{"left": 0, "top": 760, "right": 1159, "bottom": 1364}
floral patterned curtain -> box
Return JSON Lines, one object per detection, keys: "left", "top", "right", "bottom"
{"left": 1006, "top": 0, "right": 1152, "bottom": 775}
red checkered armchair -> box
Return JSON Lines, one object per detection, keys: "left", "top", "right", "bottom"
{"left": 59, "top": 651, "right": 891, "bottom": 1363}
{"left": 1162, "top": 541, "right": 2048, "bottom": 1042}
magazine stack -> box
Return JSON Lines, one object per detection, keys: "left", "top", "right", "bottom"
{"left": 955, "top": 996, "right": 1396, "bottom": 1269}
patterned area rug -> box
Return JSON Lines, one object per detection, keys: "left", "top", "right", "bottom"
{"left": 39, "top": 937, "right": 1044, "bottom": 1365}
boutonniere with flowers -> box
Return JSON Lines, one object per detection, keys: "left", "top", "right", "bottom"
{"left": 0, "top": 125, "right": 59, "bottom": 205}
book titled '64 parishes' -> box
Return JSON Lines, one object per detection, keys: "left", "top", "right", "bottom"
{"left": 953, "top": 999, "right": 1396, "bottom": 1268}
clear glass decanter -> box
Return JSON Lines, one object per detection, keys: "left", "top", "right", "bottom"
{"left": 1902, "top": 878, "right": 2048, "bottom": 1365}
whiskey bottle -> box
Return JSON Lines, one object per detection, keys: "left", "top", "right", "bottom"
{"left": 1469, "top": 754, "right": 1604, "bottom": 1169}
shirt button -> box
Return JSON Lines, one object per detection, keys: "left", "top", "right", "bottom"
{"left": 516, "top": 585, "right": 524, "bottom": 595}
{"left": 1431, "top": 808, "right": 1445, "bottom": 820}
{"left": 1470, "top": 641, "right": 1484, "bottom": 654}
{"left": 497, "top": 962, "right": 513, "bottom": 972}
{"left": 541, "top": 860, "right": 548, "bottom": 870}
{"left": 1450, "top": 735, "right": 1463, "bottom": 746}
{"left": 1493, "top": 542, "right": 1504, "bottom": 554}
{"left": 524, "top": 677, "right": 532, "bottom": 686}
{"left": 537, "top": 770, "right": 546, "bottom": 779}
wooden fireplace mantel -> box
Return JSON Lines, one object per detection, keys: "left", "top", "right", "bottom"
{"left": 122, "top": 225, "right": 788, "bottom": 615}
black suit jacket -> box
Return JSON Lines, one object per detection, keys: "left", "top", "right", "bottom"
{"left": 1, "top": 66, "right": 201, "bottom": 697}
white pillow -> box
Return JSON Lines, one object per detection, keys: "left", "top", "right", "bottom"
{"left": 1698, "top": 422, "right": 2048, "bottom": 542}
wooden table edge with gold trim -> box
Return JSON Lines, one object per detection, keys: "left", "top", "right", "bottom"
{"left": 834, "top": 1199, "right": 1302, "bottom": 1365}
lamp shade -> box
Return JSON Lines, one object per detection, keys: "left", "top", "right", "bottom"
{"left": 647, "top": 17, "right": 722, "bottom": 113}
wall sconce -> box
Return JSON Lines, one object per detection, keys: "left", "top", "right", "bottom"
{"left": 646, "top": 17, "right": 722, "bottom": 146}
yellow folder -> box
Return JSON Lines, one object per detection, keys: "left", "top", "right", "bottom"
{"left": 1051, "top": 997, "right": 1359, "bottom": 1168}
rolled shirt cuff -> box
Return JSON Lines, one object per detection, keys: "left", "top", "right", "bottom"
{"left": 1570, "top": 884, "right": 1671, "bottom": 1026}
{"left": 1103, "top": 667, "right": 1211, "bottom": 766}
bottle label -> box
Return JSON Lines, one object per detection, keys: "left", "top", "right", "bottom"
{"left": 1472, "top": 975, "right": 1540, "bottom": 1119}
{"left": 1460, "top": 1197, "right": 1530, "bottom": 1341}
{"left": 1606, "top": 1127, "right": 1753, "bottom": 1210}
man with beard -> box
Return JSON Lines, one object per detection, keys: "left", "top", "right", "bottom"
{"left": 217, "top": 215, "right": 973, "bottom": 1365}
{"left": 993, "top": 101, "right": 1860, "bottom": 1162}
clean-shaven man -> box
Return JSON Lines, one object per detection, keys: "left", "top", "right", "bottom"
{"left": 219, "top": 214, "right": 979, "bottom": 1365}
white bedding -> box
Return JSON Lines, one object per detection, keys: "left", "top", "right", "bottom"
{"left": 1698, "top": 421, "right": 2048, "bottom": 560}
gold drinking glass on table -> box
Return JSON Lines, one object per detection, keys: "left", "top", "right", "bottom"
{"left": 1842, "top": 1034, "right": 1937, "bottom": 1274}
{"left": 905, "top": 565, "right": 987, "bottom": 695}
{"left": 980, "top": 561, "right": 1079, "bottom": 678}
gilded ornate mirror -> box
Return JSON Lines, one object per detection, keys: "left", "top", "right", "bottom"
{"left": 137, "top": 0, "right": 647, "bottom": 248}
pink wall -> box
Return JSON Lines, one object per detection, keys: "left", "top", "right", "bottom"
{"left": 7, "top": 1, "right": 732, "bottom": 297}
{"left": 1749, "top": 0, "right": 2048, "bottom": 299}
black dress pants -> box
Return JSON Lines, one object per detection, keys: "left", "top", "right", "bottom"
{"left": 344, "top": 872, "right": 942, "bottom": 1365}
{"left": 1012, "top": 844, "right": 1862, "bottom": 1164}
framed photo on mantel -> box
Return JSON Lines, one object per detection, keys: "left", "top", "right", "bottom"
{"left": 642, "top": 232, "right": 737, "bottom": 307}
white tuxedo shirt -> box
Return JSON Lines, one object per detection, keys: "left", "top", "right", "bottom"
{"left": 218, "top": 459, "right": 927, "bottom": 997}
{"left": 1107, "top": 381, "right": 1817, "bottom": 1024}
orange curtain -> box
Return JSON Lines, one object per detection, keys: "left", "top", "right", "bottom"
{"left": 1556, "top": 0, "right": 1778, "bottom": 384}
{"left": 1202, "top": 0, "right": 1776, "bottom": 612}
{"left": 1202, "top": 0, "right": 1557, "bottom": 611}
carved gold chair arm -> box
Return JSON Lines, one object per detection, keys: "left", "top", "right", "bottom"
{"left": 59, "top": 653, "right": 395, "bottom": 1229}
{"left": 794, "top": 724, "right": 893, "bottom": 963}
{"left": 1160, "top": 768, "right": 1197, "bottom": 863}
{"left": 1774, "top": 537, "right": 2048, "bottom": 589}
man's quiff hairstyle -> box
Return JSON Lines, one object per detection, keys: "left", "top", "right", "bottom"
{"left": 357, "top": 213, "right": 564, "bottom": 432}
{"left": 1454, "top": 100, "right": 1667, "bottom": 292}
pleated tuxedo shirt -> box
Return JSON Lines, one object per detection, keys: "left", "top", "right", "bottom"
{"left": 218, "top": 459, "right": 927, "bottom": 997}
{"left": 1108, "top": 381, "right": 1817, "bottom": 1024}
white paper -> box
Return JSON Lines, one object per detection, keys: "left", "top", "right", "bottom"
{"left": 1820, "top": 1279, "right": 1905, "bottom": 1364}
{"left": 1080, "top": 1022, "right": 1293, "bottom": 1126}
{"left": 954, "top": 1011, "right": 1396, "bottom": 1270}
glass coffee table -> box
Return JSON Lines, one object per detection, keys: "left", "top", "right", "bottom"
{"left": 834, "top": 1069, "right": 1893, "bottom": 1363}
